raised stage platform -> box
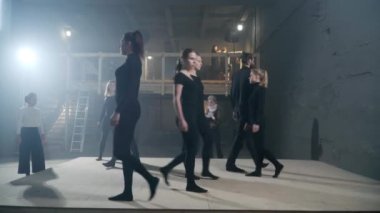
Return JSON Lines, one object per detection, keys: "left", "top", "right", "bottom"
{"left": 0, "top": 157, "right": 379, "bottom": 212}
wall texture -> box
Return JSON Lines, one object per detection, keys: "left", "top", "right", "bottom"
{"left": 257, "top": 0, "right": 380, "bottom": 179}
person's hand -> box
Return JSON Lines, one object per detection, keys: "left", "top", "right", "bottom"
{"left": 178, "top": 119, "right": 189, "bottom": 132}
{"left": 232, "top": 111, "right": 239, "bottom": 121}
{"left": 252, "top": 124, "right": 260, "bottom": 133}
{"left": 232, "top": 112, "right": 237, "bottom": 121}
{"left": 110, "top": 112, "right": 120, "bottom": 126}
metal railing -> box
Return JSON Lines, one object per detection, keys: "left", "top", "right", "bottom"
{"left": 63, "top": 52, "right": 243, "bottom": 95}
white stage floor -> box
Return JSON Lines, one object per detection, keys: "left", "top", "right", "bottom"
{"left": 0, "top": 157, "right": 379, "bottom": 211}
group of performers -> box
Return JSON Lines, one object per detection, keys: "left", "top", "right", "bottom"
{"left": 16, "top": 30, "right": 283, "bottom": 201}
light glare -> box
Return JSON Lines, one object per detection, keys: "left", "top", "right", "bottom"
{"left": 65, "top": 30, "right": 72, "bottom": 38}
{"left": 17, "top": 47, "right": 37, "bottom": 66}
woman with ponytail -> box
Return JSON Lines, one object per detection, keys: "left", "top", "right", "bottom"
{"left": 109, "top": 30, "right": 159, "bottom": 201}
{"left": 160, "top": 48, "right": 218, "bottom": 193}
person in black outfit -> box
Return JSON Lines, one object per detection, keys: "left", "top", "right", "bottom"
{"left": 160, "top": 49, "right": 217, "bottom": 193}
{"left": 99, "top": 81, "right": 140, "bottom": 167}
{"left": 205, "top": 95, "right": 223, "bottom": 158}
{"left": 96, "top": 80, "right": 116, "bottom": 161}
{"left": 245, "top": 69, "right": 284, "bottom": 178}
{"left": 109, "top": 31, "right": 159, "bottom": 201}
{"left": 193, "top": 54, "right": 219, "bottom": 179}
{"left": 226, "top": 52, "right": 258, "bottom": 173}
{"left": 17, "top": 93, "right": 46, "bottom": 176}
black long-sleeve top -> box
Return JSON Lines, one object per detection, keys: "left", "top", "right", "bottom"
{"left": 248, "top": 84, "right": 266, "bottom": 125}
{"left": 99, "top": 96, "right": 116, "bottom": 122}
{"left": 230, "top": 70, "right": 240, "bottom": 110}
{"left": 236, "top": 66, "right": 253, "bottom": 122}
{"left": 231, "top": 66, "right": 251, "bottom": 111}
{"left": 115, "top": 53, "right": 142, "bottom": 113}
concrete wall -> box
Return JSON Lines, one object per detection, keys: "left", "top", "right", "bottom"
{"left": 257, "top": 0, "right": 380, "bottom": 179}
{"left": 0, "top": 0, "right": 18, "bottom": 159}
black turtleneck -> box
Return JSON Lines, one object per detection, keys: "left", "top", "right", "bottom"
{"left": 115, "top": 53, "right": 142, "bottom": 113}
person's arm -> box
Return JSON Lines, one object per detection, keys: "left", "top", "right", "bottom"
{"left": 173, "top": 84, "right": 188, "bottom": 132}
{"left": 38, "top": 109, "right": 46, "bottom": 144}
{"left": 16, "top": 108, "right": 23, "bottom": 144}
{"left": 230, "top": 73, "right": 238, "bottom": 109}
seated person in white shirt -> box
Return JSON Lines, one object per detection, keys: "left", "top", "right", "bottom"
{"left": 17, "top": 92, "right": 46, "bottom": 176}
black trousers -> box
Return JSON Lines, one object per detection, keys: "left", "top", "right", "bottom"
{"left": 98, "top": 122, "right": 112, "bottom": 158}
{"left": 18, "top": 127, "right": 45, "bottom": 174}
{"left": 251, "top": 122, "right": 281, "bottom": 173}
{"left": 198, "top": 116, "right": 213, "bottom": 173}
{"left": 163, "top": 113, "right": 213, "bottom": 183}
{"left": 226, "top": 121, "right": 258, "bottom": 167}
{"left": 113, "top": 107, "right": 153, "bottom": 194}
{"left": 209, "top": 126, "right": 223, "bottom": 157}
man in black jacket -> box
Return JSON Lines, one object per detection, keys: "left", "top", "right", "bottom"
{"left": 226, "top": 53, "right": 267, "bottom": 173}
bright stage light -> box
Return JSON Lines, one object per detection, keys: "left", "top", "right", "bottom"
{"left": 65, "top": 30, "right": 72, "bottom": 38}
{"left": 17, "top": 47, "right": 38, "bottom": 66}
{"left": 237, "top": 24, "right": 244, "bottom": 31}
{"left": 147, "top": 56, "right": 153, "bottom": 60}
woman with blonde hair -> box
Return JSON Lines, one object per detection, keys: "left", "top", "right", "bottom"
{"left": 96, "top": 80, "right": 116, "bottom": 161}
{"left": 246, "top": 68, "right": 283, "bottom": 178}
{"left": 205, "top": 95, "right": 223, "bottom": 158}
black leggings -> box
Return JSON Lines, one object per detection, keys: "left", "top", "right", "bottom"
{"left": 113, "top": 108, "right": 154, "bottom": 193}
{"left": 163, "top": 113, "right": 213, "bottom": 183}
{"left": 18, "top": 127, "right": 45, "bottom": 174}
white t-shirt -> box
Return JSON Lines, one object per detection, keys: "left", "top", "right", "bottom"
{"left": 16, "top": 106, "right": 44, "bottom": 135}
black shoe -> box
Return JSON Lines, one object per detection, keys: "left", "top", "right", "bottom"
{"left": 185, "top": 174, "right": 201, "bottom": 180}
{"left": 103, "top": 160, "right": 115, "bottom": 168}
{"left": 246, "top": 171, "right": 261, "bottom": 177}
{"left": 96, "top": 157, "right": 102, "bottom": 161}
{"left": 262, "top": 162, "right": 269, "bottom": 168}
{"left": 108, "top": 193, "right": 133, "bottom": 201}
{"left": 148, "top": 177, "right": 159, "bottom": 201}
{"left": 186, "top": 183, "right": 208, "bottom": 193}
{"left": 201, "top": 171, "right": 219, "bottom": 180}
{"left": 159, "top": 167, "right": 170, "bottom": 186}
{"left": 226, "top": 165, "right": 246, "bottom": 173}
{"left": 273, "top": 164, "right": 284, "bottom": 178}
